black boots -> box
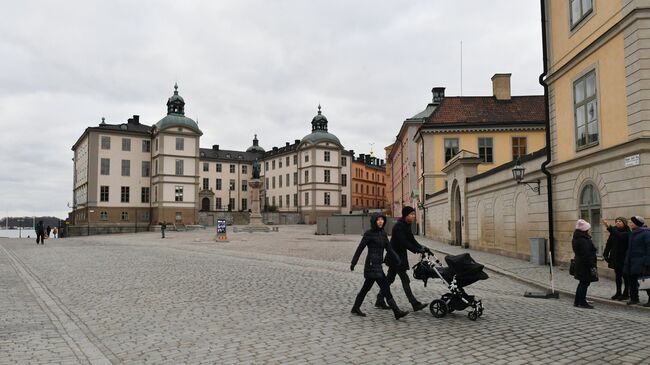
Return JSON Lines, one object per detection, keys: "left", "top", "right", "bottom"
{"left": 351, "top": 307, "right": 366, "bottom": 317}
{"left": 351, "top": 293, "right": 366, "bottom": 316}
{"left": 374, "top": 297, "right": 390, "bottom": 310}
{"left": 387, "top": 298, "right": 409, "bottom": 320}
{"left": 411, "top": 301, "right": 428, "bottom": 312}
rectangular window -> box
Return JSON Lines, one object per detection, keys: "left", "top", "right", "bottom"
{"left": 230, "top": 164, "right": 235, "bottom": 173}
{"left": 265, "top": 177, "right": 269, "bottom": 189}
{"left": 279, "top": 160, "right": 282, "bottom": 169}
{"left": 279, "top": 195, "right": 283, "bottom": 208}
{"left": 341, "top": 156, "right": 347, "bottom": 166}
{"left": 304, "top": 170, "right": 309, "bottom": 183}
{"left": 101, "top": 136, "right": 110, "bottom": 150}
{"left": 229, "top": 179, "right": 235, "bottom": 191}
{"left": 286, "top": 156, "right": 290, "bottom": 166}
{"left": 324, "top": 169, "right": 331, "bottom": 183}
{"left": 286, "top": 194, "right": 290, "bottom": 207}
{"left": 176, "top": 137, "right": 184, "bottom": 150}
{"left": 293, "top": 193, "right": 298, "bottom": 207}
{"left": 444, "top": 138, "right": 459, "bottom": 163}
{"left": 203, "top": 162, "right": 209, "bottom": 172}
{"left": 101, "top": 158, "right": 110, "bottom": 175}
{"left": 265, "top": 162, "right": 269, "bottom": 171}
{"left": 100, "top": 186, "right": 109, "bottom": 202}
{"left": 141, "top": 187, "right": 150, "bottom": 203}
{"left": 286, "top": 174, "right": 290, "bottom": 187}
{"left": 216, "top": 197, "right": 222, "bottom": 210}
{"left": 154, "top": 186, "right": 158, "bottom": 202}
{"left": 293, "top": 155, "right": 298, "bottom": 165}
{"left": 512, "top": 137, "right": 527, "bottom": 160}
{"left": 324, "top": 151, "right": 330, "bottom": 162}
{"left": 324, "top": 192, "right": 331, "bottom": 206}
{"left": 203, "top": 178, "right": 209, "bottom": 190}
{"left": 121, "top": 186, "right": 130, "bottom": 203}
{"left": 216, "top": 163, "right": 222, "bottom": 172}
{"left": 175, "top": 186, "right": 183, "bottom": 202}
{"left": 478, "top": 137, "right": 494, "bottom": 163}
{"left": 229, "top": 198, "right": 235, "bottom": 210}
{"left": 272, "top": 160, "right": 276, "bottom": 170}
{"left": 121, "top": 211, "right": 129, "bottom": 221}
{"left": 175, "top": 160, "right": 184, "bottom": 175}
{"left": 279, "top": 175, "right": 283, "bottom": 188}
{"left": 121, "top": 160, "right": 130, "bottom": 176}
{"left": 272, "top": 196, "right": 276, "bottom": 206}
{"left": 570, "top": 0, "right": 593, "bottom": 29}
{"left": 304, "top": 192, "right": 309, "bottom": 205}
{"left": 342, "top": 174, "right": 347, "bottom": 187}
{"left": 242, "top": 180, "right": 248, "bottom": 191}
{"left": 100, "top": 211, "right": 108, "bottom": 220}
{"left": 142, "top": 161, "right": 150, "bottom": 177}
{"left": 574, "top": 70, "right": 598, "bottom": 149}
{"left": 122, "top": 138, "right": 131, "bottom": 151}
{"left": 155, "top": 160, "right": 158, "bottom": 175}
{"left": 242, "top": 198, "right": 248, "bottom": 211}
{"left": 294, "top": 172, "right": 298, "bottom": 186}
{"left": 342, "top": 194, "right": 347, "bottom": 207}
{"left": 142, "top": 140, "right": 151, "bottom": 153}
{"left": 272, "top": 176, "right": 276, "bottom": 189}
{"left": 216, "top": 178, "right": 222, "bottom": 190}
{"left": 242, "top": 165, "right": 248, "bottom": 174}
{"left": 141, "top": 211, "right": 150, "bottom": 221}
{"left": 155, "top": 138, "right": 158, "bottom": 151}
{"left": 305, "top": 153, "right": 309, "bottom": 162}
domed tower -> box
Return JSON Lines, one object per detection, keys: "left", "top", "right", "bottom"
{"left": 151, "top": 84, "right": 202, "bottom": 226}
{"left": 246, "top": 134, "right": 265, "bottom": 154}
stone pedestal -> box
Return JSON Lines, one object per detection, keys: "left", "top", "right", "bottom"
{"left": 249, "top": 179, "right": 264, "bottom": 226}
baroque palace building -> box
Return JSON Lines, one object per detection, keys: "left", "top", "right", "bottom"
{"left": 70, "top": 85, "right": 351, "bottom": 233}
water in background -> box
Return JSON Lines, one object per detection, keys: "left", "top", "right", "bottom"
{"left": 0, "top": 229, "right": 34, "bottom": 238}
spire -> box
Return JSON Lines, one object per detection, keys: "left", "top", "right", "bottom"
{"left": 167, "top": 83, "right": 185, "bottom": 115}
{"left": 174, "top": 82, "right": 179, "bottom": 95}
{"left": 253, "top": 134, "right": 259, "bottom": 146}
{"left": 311, "top": 104, "right": 328, "bottom": 132}
{"left": 318, "top": 104, "right": 322, "bottom": 115}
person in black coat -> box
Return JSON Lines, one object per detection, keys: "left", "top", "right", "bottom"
{"left": 602, "top": 217, "right": 631, "bottom": 300}
{"left": 34, "top": 220, "right": 44, "bottom": 245}
{"left": 622, "top": 216, "right": 650, "bottom": 306}
{"left": 350, "top": 213, "right": 409, "bottom": 320}
{"left": 572, "top": 219, "right": 598, "bottom": 309}
{"left": 375, "top": 206, "right": 430, "bottom": 312}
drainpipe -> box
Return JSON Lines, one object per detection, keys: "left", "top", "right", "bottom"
{"left": 421, "top": 137, "right": 426, "bottom": 236}
{"left": 539, "top": 0, "right": 556, "bottom": 262}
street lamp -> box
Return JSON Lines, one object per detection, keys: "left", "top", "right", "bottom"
{"left": 511, "top": 158, "right": 540, "bottom": 195}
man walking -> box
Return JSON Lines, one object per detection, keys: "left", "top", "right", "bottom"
{"left": 160, "top": 221, "right": 167, "bottom": 239}
{"left": 376, "top": 206, "right": 430, "bottom": 311}
{"left": 34, "top": 220, "right": 44, "bottom": 245}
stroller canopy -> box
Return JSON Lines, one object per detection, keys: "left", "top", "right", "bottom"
{"left": 445, "top": 253, "right": 489, "bottom": 287}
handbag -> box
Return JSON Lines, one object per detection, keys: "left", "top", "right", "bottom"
{"left": 639, "top": 275, "right": 650, "bottom": 290}
{"left": 589, "top": 267, "right": 599, "bottom": 282}
{"left": 569, "top": 259, "right": 576, "bottom": 276}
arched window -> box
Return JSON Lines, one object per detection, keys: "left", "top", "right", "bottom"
{"left": 579, "top": 183, "right": 602, "bottom": 254}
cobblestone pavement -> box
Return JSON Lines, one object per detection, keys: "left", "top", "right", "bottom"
{"left": 1, "top": 225, "right": 649, "bottom": 364}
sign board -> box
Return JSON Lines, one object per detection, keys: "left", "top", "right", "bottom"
{"left": 625, "top": 154, "right": 640, "bottom": 168}
{"left": 216, "top": 219, "right": 228, "bottom": 241}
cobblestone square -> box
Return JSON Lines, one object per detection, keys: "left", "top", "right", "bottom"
{"left": 1, "top": 226, "right": 649, "bottom": 364}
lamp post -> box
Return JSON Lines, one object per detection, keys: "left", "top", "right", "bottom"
{"left": 511, "top": 158, "right": 540, "bottom": 194}
{"left": 18, "top": 218, "right": 23, "bottom": 238}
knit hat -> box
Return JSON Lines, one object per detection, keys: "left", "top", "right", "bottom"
{"left": 402, "top": 206, "right": 416, "bottom": 218}
{"left": 631, "top": 216, "right": 645, "bottom": 227}
{"left": 615, "top": 217, "right": 628, "bottom": 225}
{"left": 575, "top": 219, "right": 591, "bottom": 232}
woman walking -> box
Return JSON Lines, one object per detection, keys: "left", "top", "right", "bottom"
{"left": 602, "top": 218, "right": 630, "bottom": 300}
{"left": 572, "top": 219, "right": 598, "bottom": 309}
{"left": 350, "top": 213, "right": 409, "bottom": 320}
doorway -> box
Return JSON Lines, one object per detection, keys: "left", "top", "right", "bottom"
{"left": 454, "top": 186, "right": 462, "bottom": 246}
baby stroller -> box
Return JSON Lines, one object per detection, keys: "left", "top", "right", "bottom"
{"left": 413, "top": 251, "right": 488, "bottom": 321}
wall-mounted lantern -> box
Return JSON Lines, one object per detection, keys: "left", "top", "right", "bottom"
{"left": 511, "top": 158, "right": 540, "bottom": 195}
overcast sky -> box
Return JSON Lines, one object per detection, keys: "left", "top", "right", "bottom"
{"left": 0, "top": 0, "right": 543, "bottom": 219}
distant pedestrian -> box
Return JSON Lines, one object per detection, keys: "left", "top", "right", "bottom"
{"left": 160, "top": 221, "right": 167, "bottom": 238}
{"left": 34, "top": 220, "right": 44, "bottom": 245}
{"left": 572, "top": 219, "right": 598, "bottom": 309}
{"left": 350, "top": 213, "right": 409, "bottom": 320}
{"left": 602, "top": 217, "right": 630, "bottom": 300}
{"left": 46, "top": 225, "right": 52, "bottom": 238}
{"left": 376, "top": 206, "right": 431, "bottom": 312}
{"left": 52, "top": 227, "right": 59, "bottom": 239}
{"left": 623, "top": 216, "right": 650, "bottom": 306}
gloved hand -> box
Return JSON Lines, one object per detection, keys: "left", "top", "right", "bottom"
{"left": 423, "top": 247, "right": 433, "bottom": 255}
{"left": 350, "top": 264, "right": 355, "bottom": 271}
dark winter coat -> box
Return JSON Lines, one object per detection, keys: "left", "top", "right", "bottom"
{"left": 623, "top": 227, "right": 650, "bottom": 276}
{"left": 603, "top": 225, "right": 630, "bottom": 270}
{"left": 34, "top": 222, "right": 44, "bottom": 234}
{"left": 572, "top": 230, "right": 597, "bottom": 282}
{"left": 384, "top": 218, "right": 425, "bottom": 272}
{"left": 351, "top": 214, "right": 400, "bottom": 279}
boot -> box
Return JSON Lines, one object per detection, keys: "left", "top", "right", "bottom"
{"left": 611, "top": 293, "right": 621, "bottom": 300}
{"left": 351, "top": 294, "right": 366, "bottom": 317}
{"left": 386, "top": 298, "right": 409, "bottom": 320}
{"left": 374, "top": 296, "right": 390, "bottom": 310}
{"left": 411, "top": 301, "right": 428, "bottom": 312}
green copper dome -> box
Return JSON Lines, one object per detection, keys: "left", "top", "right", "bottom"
{"left": 155, "top": 83, "right": 201, "bottom": 134}
{"left": 301, "top": 105, "right": 341, "bottom": 145}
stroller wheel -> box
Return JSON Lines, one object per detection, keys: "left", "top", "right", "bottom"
{"left": 441, "top": 294, "right": 455, "bottom": 313}
{"left": 468, "top": 311, "right": 478, "bottom": 321}
{"left": 429, "top": 299, "right": 447, "bottom": 318}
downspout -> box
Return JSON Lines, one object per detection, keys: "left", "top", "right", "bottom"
{"left": 539, "top": 0, "right": 556, "bottom": 262}
{"left": 421, "top": 134, "right": 426, "bottom": 236}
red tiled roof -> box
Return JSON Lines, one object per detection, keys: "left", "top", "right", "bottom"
{"left": 424, "top": 95, "right": 545, "bottom": 126}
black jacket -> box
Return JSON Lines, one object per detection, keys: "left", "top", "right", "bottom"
{"left": 623, "top": 227, "right": 650, "bottom": 276}
{"left": 385, "top": 218, "right": 424, "bottom": 271}
{"left": 572, "top": 230, "right": 597, "bottom": 282}
{"left": 351, "top": 214, "right": 400, "bottom": 279}
{"left": 603, "top": 225, "right": 630, "bottom": 270}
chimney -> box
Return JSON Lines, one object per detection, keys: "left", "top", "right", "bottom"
{"left": 286, "top": 142, "right": 290, "bottom": 147}
{"left": 213, "top": 145, "right": 219, "bottom": 151}
{"left": 133, "top": 115, "right": 140, "bottom": 124}
{"left": 295, "top": 139, "right": 300, "bottom": 144}
{"left": 491, "top": 73, "right": 511, "bottom": 101}
{"left": 432, "top": 87, "right": 446, "bottom": 105}
{"left": 359, "top": 153, "right": 365, "bottom": 162}
{"left": 127, "top": 118, "right": 133, "bottom": 124}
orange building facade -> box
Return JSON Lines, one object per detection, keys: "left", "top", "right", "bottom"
{"left": 351, "top": 154, "right": 387, "bottom": 211}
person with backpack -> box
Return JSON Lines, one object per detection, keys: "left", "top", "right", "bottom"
{"left": 350, "top": 213, "right": 409, "bottom": 320}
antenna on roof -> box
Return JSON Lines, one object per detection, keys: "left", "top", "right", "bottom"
{"left": 460, "top": 40, "right": 463, "bottom": 96}
{"left": 369, "top": 142, "right": 375, "bottom": 157}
